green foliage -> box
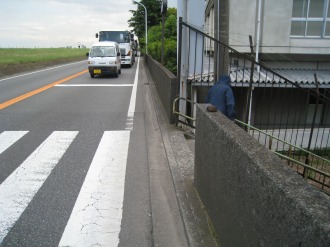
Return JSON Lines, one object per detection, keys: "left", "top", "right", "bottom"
{"left": 164, "top": 14, "right": 177, "bottom": 38}
{"left": 129, "top": 0, "right": 162, "bottom": 50}
{"left": 149, "top": 41, "right": 162, "bottom": 61}
{"left": 310, "top": 148, "right": 330, "bottom": 158}
{"left": 128, "top": 4, "right": 177, "bottom": 74}
{"left": 148, "top": 25, "right": 162, "bottom": 43}
{"left": 148, "top": 8, "right": 177, "bottom": 75}
{"left": 167, "top": 7, "right": 177, "bottom": 16}
{"left": 163, "top": 39, "right": 177, "bottom": 75}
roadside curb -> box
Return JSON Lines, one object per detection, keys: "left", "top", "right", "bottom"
{"left": 142, "top": 59, "right": 189, "bottom": 247}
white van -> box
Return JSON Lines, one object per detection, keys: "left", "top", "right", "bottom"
{"left": 119, "top": 43, "right": 134, "bottom": 68}
{"left": 87, "top": 41, "right": 121, "bottom": 78}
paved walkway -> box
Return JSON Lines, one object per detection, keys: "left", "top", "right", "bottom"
{"left": 144, "top": 61, "right": 218, "bottom": 247}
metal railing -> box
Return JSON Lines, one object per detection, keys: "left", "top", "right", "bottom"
{"left": 178, "top": 18, "right": 330, "bottom": 152}
{"left": 177, "top": 18, "right": 330, "bottom": 193}
{"left": 235, "top": 120, "right": 330, "bottom": 194}
{"left": 173, "top": 97, "right": 196, "bottom": 129}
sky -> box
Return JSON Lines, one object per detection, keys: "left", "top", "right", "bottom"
{"left": 0, "top": 0, "right": 176, "bottom": 48}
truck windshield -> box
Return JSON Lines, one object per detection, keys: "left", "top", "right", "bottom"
{"left": 90, "top": 46, "right": 116, "bottom": 57}
{"left": 99, "top": 31, "right": 130, "bottom": 43}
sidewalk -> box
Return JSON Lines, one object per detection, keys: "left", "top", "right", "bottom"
{"left": 143, "top": 60, "right": 218, "bottom": 247}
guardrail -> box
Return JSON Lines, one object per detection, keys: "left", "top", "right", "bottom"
{"left": 173, "top": 97, "right": 196, "bottom": 129}
{"left": 235, "top": 119, "right": 330, "bottom": 194}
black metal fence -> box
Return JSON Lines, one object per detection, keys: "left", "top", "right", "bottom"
{"left": 177, "top": 18, "right": 330, "bottom": 193}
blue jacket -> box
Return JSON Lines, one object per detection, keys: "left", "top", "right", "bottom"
{"left": 206, "top": 75, "right": 236, "bottom": 120}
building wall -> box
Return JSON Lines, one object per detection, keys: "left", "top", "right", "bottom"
{"left": 289, "top": 38, "right": 330, "bottom": 54}
{"left": 226, "top": 0, "right": 330, "bottom": 55}
{"left": 205, "top": 0, "right": 215, "bottom": 53}
{"left": 262, "top": 0, "right": 292, "bottom": 53}
{"left": 228, "top": 0, "right": 257, "bottom": 52}
{"left": 232, "top": 86, "right": 330, "bottom": 128}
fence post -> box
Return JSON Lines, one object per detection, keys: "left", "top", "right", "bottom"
{"left": 177, "top": 17, "right": 183, "bottom": 98}
{"left": 303, "top": 74, "right": 320, "bottom": 178}
{"left": 174, "top": 17, "right": 183, "bottom": 125}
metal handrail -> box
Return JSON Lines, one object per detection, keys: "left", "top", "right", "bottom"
{"left": 235, "top": 119, "right": 330, "bottom": 193}
{"left": 173, "top": 97, "right": 196, "bottom": 128}
{"left": 179, "top": 18, "right": 330, "bottom": 104}
{"left": 235, "top": 120, "right": 330, "bottom": 165}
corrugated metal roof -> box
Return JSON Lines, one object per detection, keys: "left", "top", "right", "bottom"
{"left": 188, "top": 68, "right": 330, "bottom": 87}
{"left": 232, "top": 68, "right": 330, "bottom": 84}
{"left": 273, "top": 68, "right": 330, "bottom": 85}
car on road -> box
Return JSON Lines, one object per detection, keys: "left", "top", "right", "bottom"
{"left": 87, "top": 41, "right": 121, "bottom": 78}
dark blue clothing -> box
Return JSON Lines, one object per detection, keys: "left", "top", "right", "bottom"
{"left": 206, "top": 75, "right": 236, "bottom": 120}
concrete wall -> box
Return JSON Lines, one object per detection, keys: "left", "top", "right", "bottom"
{"left": 228, "top": 0, "right": 256, "bottom": 53}
{"left": 145, "top": 55, "right": 177, "bottom": 124}
{"left": 195, "top": 104, "right": 330, "bottom": 247}
{"left": 228, "top": 0, "right": 292, "bottom": 54}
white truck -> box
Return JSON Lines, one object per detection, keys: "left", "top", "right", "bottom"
{"left": 119, "top": 43, "right": 134, "bottom": 68}
{"left": 95, "top": 31, "right": 137, "bottom": 64}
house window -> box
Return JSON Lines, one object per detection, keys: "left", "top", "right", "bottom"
{"left": 291, "top": 0, "right": 330, "bottom": 38}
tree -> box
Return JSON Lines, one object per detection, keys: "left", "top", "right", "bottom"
{"left": 128, "top": 0, "right": 162, "bottom": 52}
{"left": 128, "top": 4, "right": 177, "bottom": 74}
{"left": 148, "top": 8, "right": 177, "bottom": 74}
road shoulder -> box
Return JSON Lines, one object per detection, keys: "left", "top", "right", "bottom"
{"left": 143, "top": 58, "right": 219, "bottom": 247}
{"left": 141, "top": 59, "right": 189, "bottom": 246}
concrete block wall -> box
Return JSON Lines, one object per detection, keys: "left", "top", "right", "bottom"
{"left": 144, "top": 55, "right": 176, "bottom": 124}
{"left": 195, "top": 104, "right": 330, "bottom": 247}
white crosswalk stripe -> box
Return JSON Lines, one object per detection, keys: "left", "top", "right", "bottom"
{"left": 59, "top": 131, "right": 130, "bottom": 247}
{"left": 0, "top": 131, "right": 28, "bottom": 154}
{"left": 0, "top": 131, "right": 78, "bottom": 243}
{"left": 0, "top": 130, "right": 130, "bottom": 246}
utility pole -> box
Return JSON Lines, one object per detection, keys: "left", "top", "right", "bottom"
{"left": 161, "top": 0, "right": 167, "bottom": 64}
{"left": 177, "top": 0, "right": 204, "bottom": 128}
{"left": 214, "top": 0, "right": 229, "bottom": 79}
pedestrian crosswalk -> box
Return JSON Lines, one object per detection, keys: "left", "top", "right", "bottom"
{"left": 0, "top": 131, "right": 28, "bottom": 154}
{"left": 0, "top": 130, "right": 130, "bottom": 246}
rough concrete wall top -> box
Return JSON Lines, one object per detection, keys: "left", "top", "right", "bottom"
{"left": 145, "top": 55, "right": 176, "bottom": 124}
{"left": 195, "top": 104, "right": 330, "bottom": 247}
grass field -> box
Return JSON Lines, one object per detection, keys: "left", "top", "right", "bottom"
{"left": 0, "top": 48, "right": 89, "bottom": 66}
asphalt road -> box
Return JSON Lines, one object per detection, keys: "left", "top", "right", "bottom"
{"left": 0, "top": 59, "right": 154, "bottom": 246}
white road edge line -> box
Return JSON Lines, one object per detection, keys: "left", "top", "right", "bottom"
{"left": 0, "top": 61, "right": 85, "bottom": 82}
{"left": 0, "top": 131, "right": 78, "bottom": 244}
{"left": 55, "top": 84, "right": 133, "bottom": 87}
{"left": 0, "top": 131, "right": 28, "bottom": 155}
{"left": 59, "top": 131, "right": 130, "bottom": 247}
{"left": 126, "top": 57, "right": 140, "bottom": 130}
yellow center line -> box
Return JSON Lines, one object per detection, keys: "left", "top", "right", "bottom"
{"left": 0, "top": 70, "right": 88, "bottom": 110}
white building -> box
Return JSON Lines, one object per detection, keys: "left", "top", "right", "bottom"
{"left": 205, "top": 0, "right": 330, "bottom": 70}
{"left": 200, "top": 1, "right": 330, "bottom": 134}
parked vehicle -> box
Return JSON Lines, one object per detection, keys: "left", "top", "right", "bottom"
{"left": 119, "top": 43, "right": 134, "bottom": 67}
{"left": 86, "top": 41, "right": 121, "bottom": 78}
